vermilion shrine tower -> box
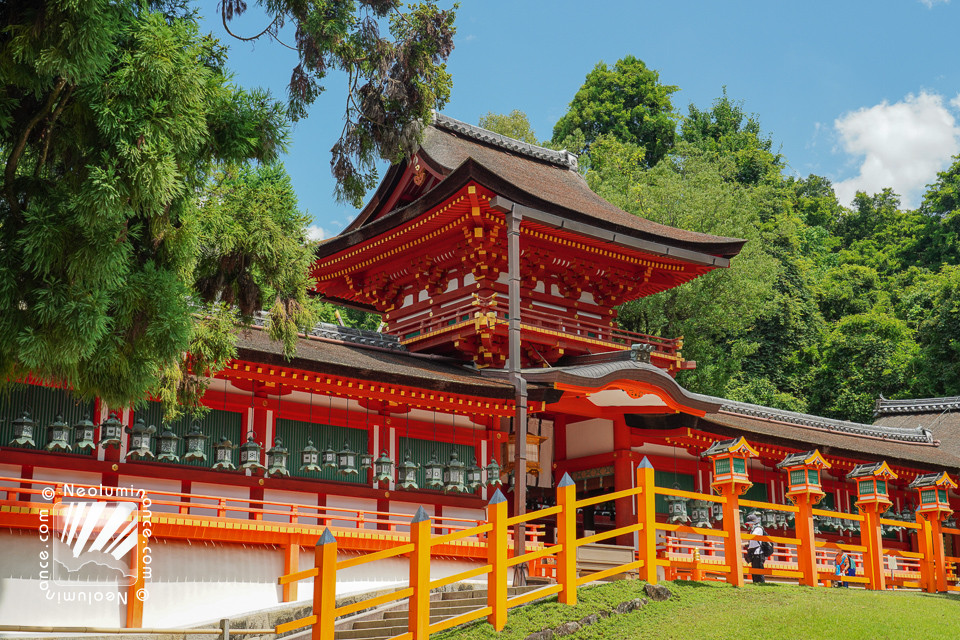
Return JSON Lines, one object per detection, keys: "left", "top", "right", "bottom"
{"left": 312, "top": 114, "right": 745, "bottom": 372}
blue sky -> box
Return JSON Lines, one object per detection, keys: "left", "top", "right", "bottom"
{"left": 198, "top": 0, "right": 960, "bottom": 239}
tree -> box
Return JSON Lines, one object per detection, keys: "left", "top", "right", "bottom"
{"left": 589, "top": 140, "right": 779, "bottom": 396}
{"left": 478, "top": 110, "right": 539, "bottom": 145}
{"left": 911, "top": 265, "right": 960, "bottom": 397}
{"left": 551, "top": 56, "right": 678, "bottom": 168}
{"left": 0, "top": 1, "right": 299, "bottom": 415}
{"left": 680, "top": 89, "right": 783, "bottom": 186}
{"left": 809, "top": 311, "right": 918, "bottom": 423}
{"left": 219, "top": 0, "right": 457, "bottom": 207}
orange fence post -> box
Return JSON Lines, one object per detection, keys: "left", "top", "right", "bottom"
{"left": 793, "top": 496, "right": 818, "bottom": 587}
{"left": 859, "top": 507, "right": 886, "bottom": 591}
{"left": 409, "top": 507, "right": 432, "bottom": 640}
{"left": 282, "top": 541, "right": 299, "bottom": 602}
{"left": 556, "top": 473, "right": 577, "bottom": 604}
{"left": 636, "top": 458, "right": 658, "bottom": 585}
{"left": 718, "top": 485, "right": 745, "bottom": 588}
{"left": 487, "top": 490, "right": 508, "bottom": 631}
{"left": 124, "top": 500, "right": 147, "bottom": 628}
{"left": 312, "top": 529, "right": 337, "bottom": 640}
{"left": 929, "top": 517, "right": 949, "bottom": 593}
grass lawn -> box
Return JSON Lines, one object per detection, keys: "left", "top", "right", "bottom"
{"left": 433, "top": 581, "right": 960, "bottom": 640}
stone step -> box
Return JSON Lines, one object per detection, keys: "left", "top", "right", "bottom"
{"left": 439, "top": 584, "right": 542, "bottom": 600}
{"left": 336, "top": 625, "right": 410, "bottom": 640}
{"left": 379, "top": 605, "right": 482, "bottom": 622}
{"left": 334, "top": 584, "right": 549, "bottom": 640}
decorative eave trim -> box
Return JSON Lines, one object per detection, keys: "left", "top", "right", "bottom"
{"left": 251, "top": 312, "right": 406, "bottom": 352}
{"left": 716, "top": 399, "right": 935, "bottom": 444}
{"left": 432, "top": 112, "right": 580, "bottom": 170}
{"left": 874, "top": 395, "right": 960, "bottom": 416}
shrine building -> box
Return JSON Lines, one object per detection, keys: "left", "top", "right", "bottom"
{"left": 0, "top": 114, "right": 958, "bottom": 629}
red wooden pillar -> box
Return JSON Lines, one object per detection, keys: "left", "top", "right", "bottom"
{"left": 553, "top": 415, "right": 567, "bottom": 485}
{"left": 251, "top": 386, "right": 271, "bottom": 462}
{"left": 613, "top": 417, "right": 634, "bottom": 545}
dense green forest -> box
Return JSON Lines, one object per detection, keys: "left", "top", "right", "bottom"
{"left": 481, "top": 56, "right": 960, "bottom": 424}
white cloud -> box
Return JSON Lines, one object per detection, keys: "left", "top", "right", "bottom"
{"left": 919, "top": 0, "right": 949, "bottom": 7}
{"left": 833, "top": 92, "right": 960, "bottom": 208}
{"left": 306, "top": 224, "right": 327, "bottom": 241}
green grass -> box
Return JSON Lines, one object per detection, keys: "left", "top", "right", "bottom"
{"left": 433, "top": 581, "right": 960, "bottom": 640}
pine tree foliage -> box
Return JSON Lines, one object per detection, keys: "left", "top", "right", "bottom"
{"left": 0, "top": 0, "right": 303, "bottom": 417}
{"left": 219, "top": 0, "right": 457, "bottom": 207}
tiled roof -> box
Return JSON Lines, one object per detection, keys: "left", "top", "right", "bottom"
{"left": 235, "top": 326, "right": 513, "bottom": 397}
{"left": 717, "top": 399, "right": 934, "bottom": 444}
{"left": 433, "top": 113, "right": 580, "bottom": 170}
{"left": 419, "top": 119, "right": 745, "bottom": 258}
{"left": 875, "top": 396, "right": 960, "bottom": 415}
{"left": 252, "top": 312, "right": 405, "bottom": 352}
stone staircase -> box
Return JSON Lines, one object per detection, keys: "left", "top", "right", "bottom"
{"left": 332, "top": 585, "right": 546, "bottom": 640}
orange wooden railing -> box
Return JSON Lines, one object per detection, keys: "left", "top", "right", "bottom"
{"left": 0, "top": 475, "right": 498, "bottom": 535}
{"left": 280, "top": 458, "right": 960, "bottom": 640}
{"left": 392, "top": 294, "right": 681, "bottom": 356}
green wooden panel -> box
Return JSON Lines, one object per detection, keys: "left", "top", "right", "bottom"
{"left": 399, "top": 436, "right": 474, "bottom": 492}
{"left": 654, "top": 471, "right": 695, "bottom": 515}
{"left": 276, "top": 417, "right": 367, "bottom": 484}
{"left": 741, "top": 482, "right": 768, "bottom": 502}
{"left": 0, "top": 384, "right": 94, "bottom": 453}
{"left": 818, "top": 493, "right": 835, "bottom": 510}
{"left": 132, "top": 402, "right": 242, "bottom": 468}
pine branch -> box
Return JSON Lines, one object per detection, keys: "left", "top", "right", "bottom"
{"left": 5, "top": 77, "right": 67, "bottom": 217}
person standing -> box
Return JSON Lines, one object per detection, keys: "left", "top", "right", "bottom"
{"left": 834, "top": 550, "right": 854, "bottom": 588}
{"left": 745, "top": 513, "right": 766, "bottom": 584}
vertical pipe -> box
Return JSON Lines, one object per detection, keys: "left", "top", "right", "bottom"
{"left": 507, "top": 203, "right": 528, "bottom": 582}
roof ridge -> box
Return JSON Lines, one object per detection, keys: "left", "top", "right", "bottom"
{"left": 716, "top": 398, "right": 935, "bottom": 445}
{"left": 875, "top": 396, "right": 960, "bottom": 415}
{"left": 432, "top": 112, "right": 580, "bottom": 171}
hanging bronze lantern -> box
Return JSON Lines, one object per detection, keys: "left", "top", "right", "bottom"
{"left": 266, "top": 438, "right": 290, "bottom": 477}
{"left": 397, "top": 450, "right": 418, "bottom": 489}
{"left": 239, "top": 433, "right": 266, "bottom": 473}
{"left": 711, "top": 501, "right": 724, "bottom": 523}
{"left": 466, "top": 456, "right": 483, "bottom": 492}
{"left": 337, "top": 441, "right": 358, "bottom": 476}
{"left": 321, "top": 441, "right": 337, "bottom": 470}
{"left": 73, "top": 418, "right": 97, "bottom": 453}
{"left": 183, "top": 421, "right": 209, "bottom": 462}
{"left": 300, "top": 439, "right": 322, "bottom": 473}
{"left": 665, "top": 486, "right": 690, "bottom": 524}
{"left": 359, "top": 450, "right": 374, "bottom": 473}
{"left": 762, "top": 510, "right": 777, "bottom": 530}
{"left": 374, "top": 450, "right": 394, "bottom": 483}
{"left": 99, "top": 412, "right": 123, "bottom": 449}
{"left": 44, "top": 415, "right": 72, "bottom": 452}
{"left": 424, "top": 451, "right": 444, "bottom": 489}
{"left": 485, "top": 456, "right": 502, "bottom": 487}
{"left": 775, "top": 510, "right": 787, "bottom": 529}
{"left": 125, "top": 418, "right": 156, "bottom": 461}
{"left": 10, "top": 411, "right": 36, "bottom": 448}
{"left": 212, "top": 437, "right": 237, "bottom": 471}
{"left": 690, "top": 499, "right": 712, "bottom": 529}
{"left": 443, "top": 450, "right": 466, "bottom": 493}
{"left": 156, "top": 425, "right": 180, "bottom": 463}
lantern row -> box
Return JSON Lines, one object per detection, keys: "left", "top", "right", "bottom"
{"left": 9, "top": 411, "right": 505, "bottom": 493}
